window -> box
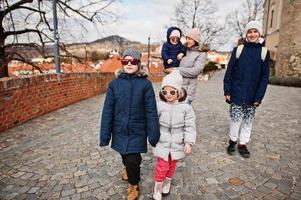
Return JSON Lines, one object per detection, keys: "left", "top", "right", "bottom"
{"left": 270, "top": 10, "right": 274, "bottom": 28}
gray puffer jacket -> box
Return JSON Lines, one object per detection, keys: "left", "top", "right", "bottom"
{"left": 153, "top": 101, "right": 196, "bottom": 161}
{"left": 178, "top": 46, "right": 207, "bottom": 101}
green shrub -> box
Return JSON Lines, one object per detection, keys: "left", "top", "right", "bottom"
{"left": 269, "top": 76, "right": 301, "bottom": 87}
{"left": 203, "top": 61, "right": 218, "bottom": 73}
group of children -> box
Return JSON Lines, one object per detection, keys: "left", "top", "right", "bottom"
{"left": 100, "top": 20, "right": 270, "bottom": 200}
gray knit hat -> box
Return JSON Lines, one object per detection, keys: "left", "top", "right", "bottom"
{"left": 122, "top": 48, "right": 142, "bottom": 61}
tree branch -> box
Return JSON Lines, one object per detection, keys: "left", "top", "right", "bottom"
{"left": 58, "top": 0, "right": 94, "bottom": 22}
{"left": 17, "top": 6, "right": 45, "bottom": 14}
{"left": 6, "top": 28, "right": 39, "bottom": 37}
{"left": 2, "top": 0, "right": 33, "bottom": 17}
{"left": 13, "top": 52, "right": 44, "bottom": 73}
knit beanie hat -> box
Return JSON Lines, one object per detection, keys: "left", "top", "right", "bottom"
{"left": 245, "top": 21, "right": 263, "bottom": 36}
{"left": 161, "top": 70, "right": 183, "bottom": 91}
{"left": 185, "top": 28, "right": 201, "bottom": 44}
{"left": 169, "top": 29, "right": 181, "bottom": 38}
{"left": 122, "top": 48, "right": 142, "bottom": 61}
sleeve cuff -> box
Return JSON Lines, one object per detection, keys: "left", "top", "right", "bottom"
{"left": 99, "top": 141, "right": 109, "bottom": 147}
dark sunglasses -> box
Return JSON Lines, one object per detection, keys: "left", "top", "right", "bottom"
{"left": 121, "top": 59, "right": 139, "bottom": 65}
{"left": 161, "top": 90, "right": 177, "bottom": 96}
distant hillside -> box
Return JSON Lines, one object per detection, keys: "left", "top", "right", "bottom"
{"left": 10, "top": 35, "right": 158, "bottom": 63}
{"left": 66, "top": 35, "right": 146, "bottom": 60}
{"left": 92, "top": 35, "right": 141, "bottom": 46}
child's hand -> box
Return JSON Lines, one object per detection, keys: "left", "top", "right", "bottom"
{"left": 184, "top": 144, "right": 192, "bottom": 154}
{"left": 167, "top": 59, "right": 173, "bottom": 64}
{"left": 177, "top": 53, "right": 184, "bottom": 60}
{"left": 225, "top": 95, "right": 231, "bottom": 104}
{"left": 163, "top": 67, "right": 174, "bottom": 74}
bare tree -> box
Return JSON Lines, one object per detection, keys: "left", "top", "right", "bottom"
{"left": 0, "top": 0, "right": 118, "bottom": 78}
{"left": 226, "top": 0, "right": 264, "bottom": 38}
{"left": 174, "top": 0, "right": 224, "bottom": 49}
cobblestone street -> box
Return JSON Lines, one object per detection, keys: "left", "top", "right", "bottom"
{"left": 0, "top": 70, "right": 300, "bottom": 200}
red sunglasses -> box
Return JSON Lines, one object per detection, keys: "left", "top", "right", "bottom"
{"left": 121, "top": 59, "right": 139, "bottom": 65}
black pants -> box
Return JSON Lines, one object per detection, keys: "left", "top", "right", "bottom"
{"left": 121, "top": 153, "right": 142, "bottom": 185}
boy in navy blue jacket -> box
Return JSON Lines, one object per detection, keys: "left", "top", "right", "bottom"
{"left": 223, "top": 21, "right": 270, "bottom": 158}
{"left": 161, "top": 27, "right": 186, "bottom": 73}
{"left": 100, "top": 48, "right": 160, "bottom": 200}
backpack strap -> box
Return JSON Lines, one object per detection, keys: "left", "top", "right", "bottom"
{"left": 236, "top": 44, "right": 267, "bottom": 62}
{"left": 236, "top": 44, "right": 244, "bottom": 59}
{"left": 261, "top": 47, "right": 268, "bottom": 61}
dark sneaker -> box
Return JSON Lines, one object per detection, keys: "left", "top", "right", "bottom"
{"left": 227, "top": 140, "right": 237, "bottom": 155}
{"left": 238, "top": 144, "right": 250, "bottom": 158}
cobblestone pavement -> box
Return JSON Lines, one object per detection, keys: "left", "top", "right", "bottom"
{"left": 0, "top": 70, "right": 300, "bottom": 200}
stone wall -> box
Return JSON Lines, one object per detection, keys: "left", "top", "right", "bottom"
{"left": 275, "top": 0, "right": 301, "bottom": 78}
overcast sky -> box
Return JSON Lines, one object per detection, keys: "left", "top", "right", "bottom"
{"left": 62, "top": 0, "right": 246, "bottom": 49}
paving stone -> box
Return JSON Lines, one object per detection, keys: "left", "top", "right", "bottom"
{"left": 17, "top": 185, "right": 31, "bottom": 193}
{"left": 77, "top": 185, "right": 89, "bottom": 193}
{"left": 264, "top": 180, "right": 278, "bottom": 190}
{"left": 0, "top": 71, "right": 300, "bottom": 199}
{"left": 224, "top": 188, "right": 240, "bottom": 199}
{"left": 11, "top": 171, "right": 25, "bottom": 178}
{"left": 27, "top": 186, "right": 40, "bottom": 194}
{"left": 277, "top": 182, "right": 293, "bottom": 194}
{"left": 290, "top": 192, "right": 301, "bottom": 200}
{"left": 59, "top": 197, "right": 71, "bottom": 200}
{"left": 204, "top": 193, "right": 219, "bottom": 200}
{"left": 206, "top": 177, "right": 219, "bottom": 185}
{"left": 61, "top": 189, "right": 76, "bottom": 197}
{"left": 70, "top": 194, "right": 81, "bottom": 200}
{"left": 24, "top": 194, "right": 38, "bottom": 200}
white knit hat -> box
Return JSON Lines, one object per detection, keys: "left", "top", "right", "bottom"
{"left": 161, "top": 70, "right": 183, "bottom": 91}
{"left": 169, "top": 29, "right": 181, "bottom": 38}
{"left": 245, "top": 21, "right": 263, "bottom": 36}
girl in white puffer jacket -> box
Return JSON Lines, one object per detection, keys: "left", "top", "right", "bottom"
{"left": 152, "top": 70, "right": 196, "bottom": 200}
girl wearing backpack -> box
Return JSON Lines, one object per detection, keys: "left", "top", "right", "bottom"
{"left": 223, "top": 21, "right": 270, "bottom": 158}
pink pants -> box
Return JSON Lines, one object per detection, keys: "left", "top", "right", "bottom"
{"left": 154, "top": 154, "right": 178, "bottom": 182}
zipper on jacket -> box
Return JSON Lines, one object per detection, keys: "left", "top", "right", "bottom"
{"left": 125, "top": 79, "right": 133, "bottom": 154}
{"left": 169, "top": 104, "right": 173, "bottom": 152}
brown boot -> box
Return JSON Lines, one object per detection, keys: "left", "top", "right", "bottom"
{"left": 127, "top": 184, "right": 139, "bottom": 200}
{"left": 122, "top": 168, "right": 128, "bottom": 181}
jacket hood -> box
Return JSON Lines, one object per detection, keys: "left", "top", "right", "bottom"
{"left": 188, "top": 45, "right": 203, "bottom": 52}
{"left": 166, "top": 27, "right": 183, "bottom": 43}
{"left": 115, "top": 65, "right": 149, "bottom": 78}
{"left": 243, "top": 39, "right": 263, "bottom": 47}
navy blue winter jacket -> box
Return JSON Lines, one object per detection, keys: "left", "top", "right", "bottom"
{"left": 100, "top": 70, "right": 160, "bottom": 155}
{"left": 161, "top": 27, "right": 186, "bottom": 68}
{"left": 223, "top": 41, "right": 270, "bottom": 105}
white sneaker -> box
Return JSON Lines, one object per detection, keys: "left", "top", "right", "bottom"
{"left": 153, "top": 181, "right": 163, "bottom": 200}
{"left": 162, "top": 177, "right": 171, "bottom": 196}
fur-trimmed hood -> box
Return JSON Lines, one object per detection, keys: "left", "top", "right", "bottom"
{"left": 114, "top": 65, "right": 149, "bottom": 78}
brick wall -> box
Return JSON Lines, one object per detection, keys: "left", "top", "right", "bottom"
{"left": 0, "top": 72, "right": 164, "bottom": 133}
